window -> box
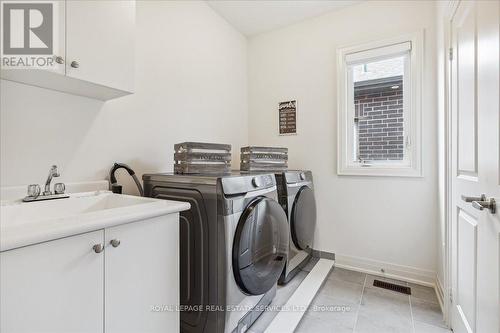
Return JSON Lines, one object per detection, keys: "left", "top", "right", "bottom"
{"left": 337, "top": 33, "right": 422, "bottom": 177}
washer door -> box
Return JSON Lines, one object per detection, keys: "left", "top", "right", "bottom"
{"left": 291, "top": 186, "right": 316, "bottom": 250}
{"left": 233, "top": 196, "right": 288, "bottom": 295}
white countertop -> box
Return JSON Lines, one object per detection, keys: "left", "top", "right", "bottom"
{"left": 0, "top": 191, "right": 190, "bottom": 252}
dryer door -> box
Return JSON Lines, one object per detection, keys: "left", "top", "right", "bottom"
{"left": 233, "top": 197, "right": 288, "bottom": 295}
{"left": 291, "top": 186, "right": 316, "bottom": 250}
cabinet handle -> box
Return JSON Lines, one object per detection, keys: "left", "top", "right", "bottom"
{"left": 110, "top": 239, "right": 121, "bottom": 248}
{"left": 70, "top": 61, "right": 79, "bottom": 68}
{"left": 93, "top": 244, "right": 104, "bottom": 253}
{"left": 54, "top": 56, "right": 64, "bottom": 64}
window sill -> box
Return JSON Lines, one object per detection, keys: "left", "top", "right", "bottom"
{"left": 337, "top": 165, "right": 423, "bottom": 178}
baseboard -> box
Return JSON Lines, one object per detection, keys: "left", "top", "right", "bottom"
{"left": 435, "top": 274, "right": 445, "bottom": 313}
{"left": 334, "top": 253, "right": 436, "bottom": 287}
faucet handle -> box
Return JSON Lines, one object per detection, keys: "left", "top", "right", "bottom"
{"left": 50, "top": 165, "right": 60, "bottom": 177}
{"left": 27, "top": 184, "right": 41, "bottom": 198}
{"left": 54, "top": 183, "right": 66, "bottom": 195}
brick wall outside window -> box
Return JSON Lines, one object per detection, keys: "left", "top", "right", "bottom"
{"left": 354, "top": 78, "right": 404, "bottom": 161}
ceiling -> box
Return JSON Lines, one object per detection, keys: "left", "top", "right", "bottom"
{"left": 207, "top": 0, "right": 363, "bottom": 37}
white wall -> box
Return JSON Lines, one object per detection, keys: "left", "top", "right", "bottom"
{"left": 247, "top": 1, "right": 438, "bottom": 284}
{"left": 0, "top": 1, "right": 247, "bottom": 194}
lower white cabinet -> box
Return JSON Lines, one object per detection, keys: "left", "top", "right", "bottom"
{"left": 105, "top": 214, "right": 179, "bottom": 333}
{"left": 0, "top": 230, "right": 105, "bottom": 333}
{"left": 0, "top": 213, "right": 179, "bottom": 333}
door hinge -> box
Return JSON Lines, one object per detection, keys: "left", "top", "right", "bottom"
{"left": 449, "top": 48, "right": 453, "bottom": 61}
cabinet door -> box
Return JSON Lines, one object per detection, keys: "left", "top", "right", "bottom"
{"left": 51, "top": 0, "right": 66, "bottom": 75}
{"left": 0, "top": 231, "right": 104, "bottom": 333}
{"left": 0, "top": 0, "right": 65, "bottom": 74}
{"left": 105, "top": 214, "right": 179, "bottom": 333}
{"left": 65, "top": 0, "right": 135, "bottom": 92}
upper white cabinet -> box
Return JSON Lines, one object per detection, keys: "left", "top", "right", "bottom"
{"left": 0, "top": 0, "right": 135, "bottom": 100}
{"left": 48, "top": 0, "right": 67, "bottom": 76}
{"left": 66, "top": 0, "right": 135, "bottom": 93}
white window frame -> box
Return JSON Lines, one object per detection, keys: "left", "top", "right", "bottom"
{"left": 337, "top": 32, "right": 423, "bottom": 177}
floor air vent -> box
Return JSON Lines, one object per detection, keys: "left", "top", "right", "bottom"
{"left": 373, "top": 279, "right": 411, "bottom": 295}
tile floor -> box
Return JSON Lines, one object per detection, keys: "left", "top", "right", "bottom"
{"left": 249, "top": 258, "right": 451, "bottom": 333}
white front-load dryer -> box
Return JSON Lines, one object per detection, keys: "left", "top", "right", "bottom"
{"left": 275, "top": 170, "right": 317, "bottom": 285}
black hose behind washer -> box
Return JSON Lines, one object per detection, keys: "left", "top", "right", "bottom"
{"left": 109, "top": 162, "right": 144, "bottom": 196}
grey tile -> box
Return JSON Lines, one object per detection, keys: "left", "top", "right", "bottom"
{"left": 411, "top": 298, "right": 446, "bottom": 328}
{"left": 356, "top": 286, "right": 413, "bottom": 332}
{"left": 316, "top": 278, "right": 364, "bottom": 305}
{"left": 309, "top": 292, "right": 358, "bottom": 314}
{"left": 301, "top": 257, "right": 319, "bottom": 272}
{"left": 307, "top": 293, "right": 358, "bottom": 329}
{"left": 358, "top": 287, "right": 412, "bottom": 324}
{"left": 296, "top": 311, "right": 354, "bottom": 333}
{"left": 251, "top": 267, "right": 447, "bottom": 333}
{"left": 327, "top": 267, "right": 366, "bottom": 285}
{"left": 365, "top": 274, "right": 409, "bottom": 290}
{"left": 408, "top": 283, "right": 439, "bottom": 304}
{"left": 296, "top": 269, "right": 360, "bottom": 333}
{"left": 414, "top": 322, "right": 451, "bottom": 333}
{"left": 355, "top": 311, "right": 413, "bottom": 333}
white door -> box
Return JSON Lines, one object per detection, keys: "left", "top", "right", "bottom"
{"left": 450, "top": 1, "right": 500, "bottom": 333}
{"left": 0, "top": 231, "right": 105, "bottom": 333}
{"left": 66, "top": 0, "right": 135, "bottom": 92}
{"left": 105, "top": 214, "right": 180, "bottom": 333}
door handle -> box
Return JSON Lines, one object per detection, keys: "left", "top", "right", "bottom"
{"left": 461, "top": 194, "right": 486, "bottom": 202}
{"left": 471, "top": 198, "right": 496, "bottom": 214}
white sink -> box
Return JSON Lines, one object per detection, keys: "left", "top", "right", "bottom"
{"left": 1, "top": 191, "right": 156, "bottom": 227}
{"left": 0, "top": 191, "right": 190, "bottom": 251}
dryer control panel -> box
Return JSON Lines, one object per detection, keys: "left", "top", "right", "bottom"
{"left": 221, "top": 174, "right": 275, "bottom": 195}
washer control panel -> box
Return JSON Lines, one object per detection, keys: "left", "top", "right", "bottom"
{"left": 252, "top": 175, "right": 274, "bottom": 188}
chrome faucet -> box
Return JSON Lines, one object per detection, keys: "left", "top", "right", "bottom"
{"left": 44, "top": 165, "right": 60, "bottom": 195}
{"left": 23, "top": 165, "right": 69, "bottom": 202}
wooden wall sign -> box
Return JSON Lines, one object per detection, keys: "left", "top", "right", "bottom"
{"left": 279, "top": 100, "right": 297, "bottom": 135}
